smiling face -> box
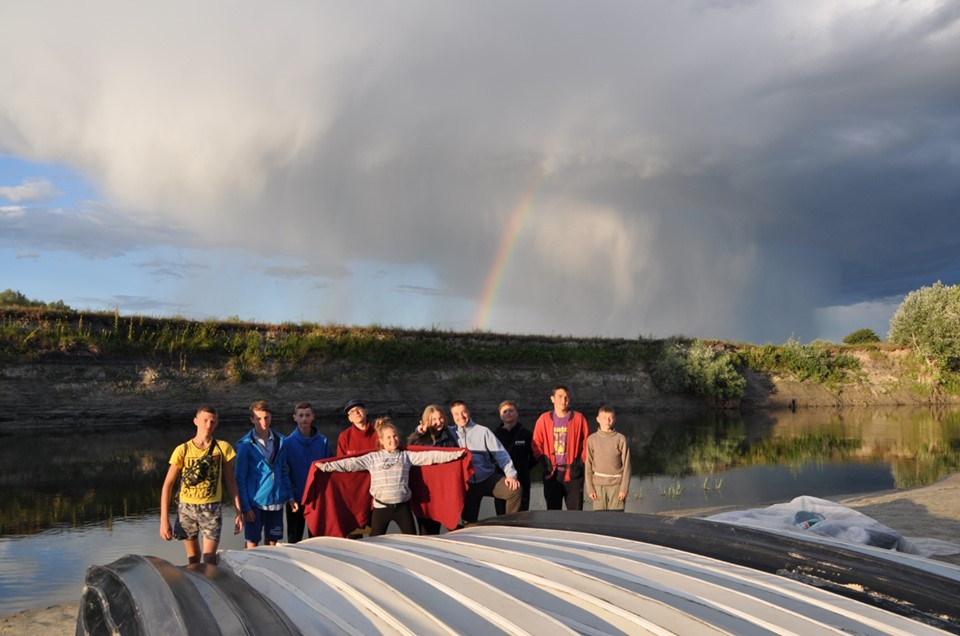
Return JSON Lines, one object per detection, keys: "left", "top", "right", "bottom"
{"left": 347, "top": 405, "right": 368, "bottom": 430}
{"left": 379, "top": 426, "right": 400, "bottom": 452}
{"left": 428, "top": 410, "right": 446, "bottom": 431}
{"left": 550, "top": 388, "right": 570, "bottom": 416}
{"left": 450, "top": 403, "right": 471, "bottom": 427}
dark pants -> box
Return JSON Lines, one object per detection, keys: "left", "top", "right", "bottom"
{"left": 370, "top": 502, "right": 416, "bottom": 536}
{"left": 495, "top": 477, "right": 530, "bottom": 515}
{"left": 286, "top": 503, "right": 306, "bottom": 543}
{"left": 417, "top": 517, "right": 442, "bottom": 535}
{"left": 543, "top": 471, "right": 584, "bottom": 510}
{"left": 462, "top": 473, "right": 522, "bottom": 523}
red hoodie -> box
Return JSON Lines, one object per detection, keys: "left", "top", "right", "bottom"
{"left": 532, "top": 410, "right": 589, "bottom": 482}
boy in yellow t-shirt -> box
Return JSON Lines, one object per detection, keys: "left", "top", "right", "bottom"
{"left": 159, "top": 405, "right": 243, "bottom": 564}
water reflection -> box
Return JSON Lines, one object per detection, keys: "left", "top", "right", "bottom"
{"left": 0, "top": 406, "right": 958, "bottom": 613}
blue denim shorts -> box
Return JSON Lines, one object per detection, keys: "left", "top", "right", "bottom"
{"left": 243, "top": 508, "right": 284, "bottom": 544}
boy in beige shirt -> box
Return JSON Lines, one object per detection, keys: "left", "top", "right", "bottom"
{"left": 585, "top": 406, "right": 630, "bottom": 511}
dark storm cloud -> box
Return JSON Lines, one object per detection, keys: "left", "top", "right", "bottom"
{"left": 2, "top": 1, "right": 959, "bottom": 341}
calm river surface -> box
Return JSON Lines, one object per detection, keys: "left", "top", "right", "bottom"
{"left": 1, "top": 405, "right": 958, "bottom": 614}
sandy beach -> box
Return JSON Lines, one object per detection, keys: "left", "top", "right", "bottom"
{"left": 5, "top": 472, "right": 960, "bottom": 636}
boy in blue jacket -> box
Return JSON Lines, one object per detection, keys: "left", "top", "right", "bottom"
{"left": 284, "top": 401, "right": 332, "bottom": 542}
{"left": 235, "top": 400, "right": 298, "bottom": 548}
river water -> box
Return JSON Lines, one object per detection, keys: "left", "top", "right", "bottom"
{"left": 1, "top": 405, "right": 958, "bottom": 614}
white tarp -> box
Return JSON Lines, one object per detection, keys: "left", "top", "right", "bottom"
{"left": 708, "top": 496, "right": 960, "bottom": 558}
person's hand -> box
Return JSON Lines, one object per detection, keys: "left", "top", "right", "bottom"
{"left": 539, "top": 455, "right": 553, "bottom": 476}
{"left": 289, "top": 501, "right": 300, "bottom": 513}
{"left": 159, "top": 519, "right": 172, "bottom": 541}
{"left": 234, "top": 512, "right": 243, "bottom": 534}
{"left": 504, "top": 476, "right": 520, "bottom": 491}
{"left": 588, "top": 492, "right": 598, "bottom": 501}
{"left": 618, "top": 492, "right": 627, "bottom": 501}
{"left": 244, "top": 509, "right": 256, "bottom": 523}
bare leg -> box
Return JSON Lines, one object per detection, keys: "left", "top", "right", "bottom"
{"left": 184, "top": 538, "right": 202, "bottom": 564}
{"left": 201, "top": 538, "right": 220, "bottom": 565}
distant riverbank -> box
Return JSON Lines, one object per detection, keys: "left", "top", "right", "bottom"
{"left": 2, "top": 309, "right": 957, "bottom": 430}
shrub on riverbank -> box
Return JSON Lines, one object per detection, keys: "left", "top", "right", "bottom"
{"left": 651, "top": 339, "right": 746, "bottom": 406}
{"left": 736, "top": 337, "right": 859, "bottom": 385}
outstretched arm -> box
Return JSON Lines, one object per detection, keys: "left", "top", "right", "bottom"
{"left": 408, "top": 449, "right": 466, "bottom": 466}
{"left": 316, "top": 455, "right": 371, "bottom": 473}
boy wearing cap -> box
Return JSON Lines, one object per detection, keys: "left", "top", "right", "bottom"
{"left": 337, "top": 399, "right": 378, "bottom": 456}
{"left": 334, "top": 399, "right": 379, "bottom": 537}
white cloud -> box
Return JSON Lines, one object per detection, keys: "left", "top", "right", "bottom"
{"left": 1, "top": 1, "right": 958, "bottom": 341}
{"left": 0, "top": 178, "right": 60, "bottom": 202}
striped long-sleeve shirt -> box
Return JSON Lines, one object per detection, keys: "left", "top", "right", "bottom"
{"left": 318, "top": 449, "right": 459, "bottom": 507}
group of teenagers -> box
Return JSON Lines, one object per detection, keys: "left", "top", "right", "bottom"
{"left": 159, "top": 385, "right": 631, "bottom": 565}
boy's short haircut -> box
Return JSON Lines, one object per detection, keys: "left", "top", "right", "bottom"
{"left": 294, "top": 401, "right": 313, "bottom": 412}
{"left": 196, "top": 404, "right": 218, "bottom": 417}
{"left": 598, "top": 405, "right": 616, "bottom": 415}
{"left": 498, "top": 400, "right": 517, "bottom": 412}
{"left": 552, "top": 384, "right": 570, "bottom": 395}
{"left": 450, "top": 399, "right": 467, "bottom": 410}
{"left": 250, "top": 400, "right": 272, "bottom": 414}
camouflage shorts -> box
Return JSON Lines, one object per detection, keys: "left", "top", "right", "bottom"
{"left": 174, "top": 502, "right": 223, "bottom": 542}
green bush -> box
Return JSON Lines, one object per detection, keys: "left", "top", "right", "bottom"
{"left": 888, "top": 281, "right": 960, "bottom": 368}
{"left": 842, "top": 328, "right": 881, "bottom": 345}
{"left": 741, "top": 337, "right": 859, "bottom": 383}
{"left": 651, "top": 339, "right": 745, "bottom": 406}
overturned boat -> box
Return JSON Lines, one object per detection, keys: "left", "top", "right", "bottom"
{"left": 78, "top": 512, "right": 960, "bottom": 635}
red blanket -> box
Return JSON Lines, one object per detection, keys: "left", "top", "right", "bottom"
{"left": 302, "top": 447, "right": 473, "bottom": 537}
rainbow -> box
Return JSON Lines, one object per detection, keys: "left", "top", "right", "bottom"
{"left": 473, "top": 159, "right": 549, "bottom": 330}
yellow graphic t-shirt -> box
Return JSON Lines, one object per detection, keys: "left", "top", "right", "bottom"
{"left": 169, "top": 440, "right": 236, "bottom": 505}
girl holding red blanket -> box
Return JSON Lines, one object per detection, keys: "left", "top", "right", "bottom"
{"left": 315, "top": 418, "right": 465, "bottom": 536}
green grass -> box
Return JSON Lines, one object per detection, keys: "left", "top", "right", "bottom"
{"left": 736, "top": 337, "right": 860, "bottom": 384}
{"left": 0, "top": 308, "right": 654, "bottom": 372}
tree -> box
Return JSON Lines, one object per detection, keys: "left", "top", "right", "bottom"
{"left": 0, "top": 289, "right": 72, "bottom": 310}
{"left": 0, "top": 289, "right": 32, "bottom": 306}
{"left": 842, "top": 328, "right": 881, "bottom": 345}
{"left": 888, "top": 281, "right": 960, "bottom": 368}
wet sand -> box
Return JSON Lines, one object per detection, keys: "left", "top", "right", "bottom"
{"left": 6, "top": 472, "right": 960, "bottom": 636}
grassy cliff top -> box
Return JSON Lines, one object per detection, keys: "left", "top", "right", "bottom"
{"left": 0, "top": 307, "right": 661, "bottom": 368}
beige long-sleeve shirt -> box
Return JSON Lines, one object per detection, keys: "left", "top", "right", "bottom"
{"left": 585, "top": 430, "right": 630, "bottom": 495}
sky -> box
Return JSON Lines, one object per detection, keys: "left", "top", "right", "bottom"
{"left": 2, "top": 1, "right": 959, "bottom": 345}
